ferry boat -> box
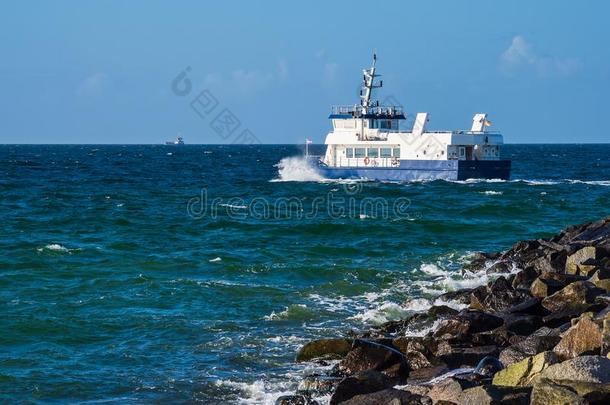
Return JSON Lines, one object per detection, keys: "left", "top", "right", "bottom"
{"left": 315, "top": 55, "right": 511, "bottom": 181}
{"left": 165, "top": 135, "right": 184, "bottom": 145}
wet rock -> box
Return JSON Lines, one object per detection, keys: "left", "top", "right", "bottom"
{"left": 338, "top": 388, "right": 427, "bottom": 405}
{"left": 405, "top": 350, "right": 432, "bottom": 371}
{"left": 499, "top": 330, "right": 561, "bottom": 366}
{"left": 338, "top": 339, "right": 408, "bottom": 378}
{"left": 433, "top": 311, "right": 503, "bottom": 340}
{"left": 485, "top": 261, "right": 512, "bottom": 274}
{"left": 437, "top": 289, "right": 473, "bottom": 307}
{"left": 529, "top": 379, "right": 585, "bottom": 405}
{"left": 511, "top": 267, "right": 538, "bottom": 290}
{"left": 434, "top": 343, "right": 498, "bottom": 368}
{"left": 428, "top": 305, "right": 459, "bottom": 318}
{"left": 469, "top": 277, "right": 530, "bottom": 313}
{"left": 471, "top": 325, "right": 514, "bottom": 348}
{"left": 275, "top": 394, "right": 315, "bottom": 405}
{"left": 329, "top": 370, "right": 393, "bottom": 405}
{"left": 506, "top": 297, "right": 549, "bottom": 316}
{"left": 502, "top": 314, "right": 542, "bottom": 335}
{"left": 530, "top": 277, "right": 564, "bottom": 298}
{"left": 566, "top": 246, "right": 598, "bottom": 274}
{"left": 492, "top": 351, "right": 559, "bottom": 387}
{"left": 542, "top": 305, "right": 592, "bottom": 328}
{"left": 297, "top": 375, "right": 341, "bottom": 396}
{"left": 296, "top": 339, "right": 352, "bottom": 362}
{"left": 406, "top": 364, "right": 449, "bottom": 385}
{"left": 541, "top": 281, "right": 605, "bottom": 312}
{"left": 553, "top": 316, "right": 603, "bottom": 360}
{"left": 533, "top": 355, "right": 610, "bottom": 384}
{"left": 543, "top": 380, "right": 610, "bottom": 404}
{"left": 458, "top": 385, "right": 531, "bottom": 405}
{"left": 427, "top": 377, "right": 477, "bottom": 404}
{"left": 393, "top": 337, "right": 436, "bottom": 360}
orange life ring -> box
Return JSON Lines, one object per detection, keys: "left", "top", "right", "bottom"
{"left": 364, "top": 156, "right": 370, "bottom": 165}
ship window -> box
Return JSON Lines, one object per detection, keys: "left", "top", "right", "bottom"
{"left": 346, "top": 148, "right": 354, "bottom": 158}
{"left": 380, "top": 148, "right": 392, "bottom": 157}
{"left": 354, "top": 148, "right": 366, "bottom": 158}
{"left": 367, "top": 148, "right": 379, "bottom": 158}
{"left": 459, "top": 147, "right": 466, "bottom": 158}
{"left": 379, "top": 120, "right": 391, "bottom": 129}
{"left": 392, "top": 148, "right": 400, "bottom": 158}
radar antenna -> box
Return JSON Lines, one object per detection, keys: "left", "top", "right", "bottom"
{"left": 360, "top": 53, "right": 383, "bottom": 114}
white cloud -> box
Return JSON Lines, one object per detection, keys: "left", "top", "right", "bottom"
{"left": 77, "top": 73, "right": 109, "bottom": 96}
{"left": 500, "top": 36, "right": 581, "bottom": 78}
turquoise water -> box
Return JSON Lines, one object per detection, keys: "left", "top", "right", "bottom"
{"left": 1, "top": 144, "right": 610, "bottom": 404}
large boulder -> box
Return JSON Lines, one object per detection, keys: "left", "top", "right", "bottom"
{"left": 530, "top": 277, "right": 564, "bottom": 298}
{"left": 275, "top": 395, "right": 314, "bottom": 405}
{"left": 426, "top": 377, "right": 477, "bottom": 404}
{"left": 499, "top": 328, "right": 561, "bottom": 366}
{"left": 458, "top": 385, "right": 531, "bottom": 405}
{"left": 338, "top": 388, "right": 427, "bottom": 405}
{"left": 492, "top": 351, "right": 559, "bottom": 387}
{"left": 529, "top": 379, "right": 586, "bottom": 405}
{"left": 553, "top": 316, "right": 603, "bottom": 360}
{"left": 533, "top": 355, "right": 610, "bottom": 384}
{"left": 296, "top": 339, "right": 352, "bottom": 362}
{"left": 338, "top": 339, "right": 408, "bottom": 378}
{"left": 329, "top": 370, "right": 393, "bottom": 405}
{"left": 566, "top": 246, "right": 598, "bottom": 274}
{"left": 434, "top": 343, "right": 498, "bottom": 368}
{"left": 469, "top": 277, "right": 530, "bottom": 313}
{"left": 433, "top": 311, "right": 503, "bottom": 340}
{"left": 541, "top": 281, "right": 605, "bottom": 312}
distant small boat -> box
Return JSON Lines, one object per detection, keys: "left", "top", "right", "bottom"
{"left": 165, "top": 136, "right": 184, "bottom": 145}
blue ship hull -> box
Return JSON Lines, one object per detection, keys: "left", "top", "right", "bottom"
{"left": 317, "top": 159, "right": 511, "bottom": 181}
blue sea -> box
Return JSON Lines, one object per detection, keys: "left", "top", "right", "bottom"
{"left": 1, "top": 144, "right": 610, "bottom": 404}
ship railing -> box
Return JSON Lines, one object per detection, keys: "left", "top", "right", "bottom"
{"left": 330, "top": 105, "right": 404, "bottom": 116}
{"left": 334, "top": 157, "right": 398, "bottom": 168}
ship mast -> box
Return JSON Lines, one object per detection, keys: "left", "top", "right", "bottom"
{"left": 360, "top": 53, "right": 382, "bottom": 114}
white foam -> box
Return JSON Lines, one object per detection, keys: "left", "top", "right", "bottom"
{"left": 214, "top": 379, "right": 293, "bottom": 405}
{"left": 348, "top": 302, "right": 414, "bottom": 325}
{"left": 219, "top": 203, "right": 247, "bottom": 210}
{"left": 37, "top": 244, "right": 73, "bottom": 253}
{"left": 271, "top": 156, "right": 325, "bottom": 182}
{"left": 566, "top": 179, "right": 610, "bottom": 186}
{"left": 479, "top": 190, "right": 503, "bottom": 195}
{"left": 209, "top": 257, "right": 222, "bottom": 263}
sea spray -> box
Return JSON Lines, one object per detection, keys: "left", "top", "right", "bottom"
{"left": 271, "top": 156, "right": 325, "bottom": 182}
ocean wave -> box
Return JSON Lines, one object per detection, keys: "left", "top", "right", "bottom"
{"left": 36, "top": 243, "right": 77, "bottom": 253}
{"left": 479, "top": 190, "right": 503, "bottom": 195}
{"left": 566, "top": 179, "right": 610, "bottom": 186}
{"left": 264, "top": 304, "right": 316, "bottom": 321}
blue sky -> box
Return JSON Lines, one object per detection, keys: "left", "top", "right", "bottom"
{"left": 1, "top": 0, "right": 609, "bottom": 144}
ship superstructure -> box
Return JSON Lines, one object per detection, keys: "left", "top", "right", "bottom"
{"left": 317, "top": 55, "right": 511, "bottom": 181}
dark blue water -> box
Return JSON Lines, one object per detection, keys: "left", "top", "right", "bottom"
{"left": 1, "top": 144, "right": 609, "bottom": 404}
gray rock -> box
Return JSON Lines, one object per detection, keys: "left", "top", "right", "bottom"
{"left": 458, "top": 385, "right": 531, "bottom": 405}
{"left": 529, "top": 379, "right": 586, "bottom": 405}
{"left": 296, "top": 339, "right": 352, "bottom": 362}
{"left": 534, "top": 355, "right": 610, "bottom": 384}
{"left": 338, "top": 388, "right": 427, "bottom": 405}
{"left": 330, "top": 370, "right": 393, "bottom": 405}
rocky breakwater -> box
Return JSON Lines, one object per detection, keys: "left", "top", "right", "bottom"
{"left": 277, "top": 217, "right": 610, "bottom": 405}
